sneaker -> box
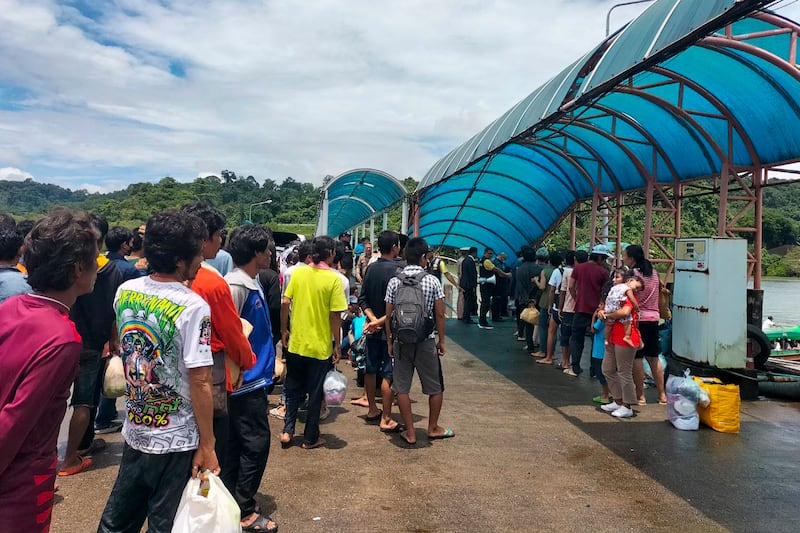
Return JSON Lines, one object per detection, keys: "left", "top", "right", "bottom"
{"left": 319, "top": 405, "right": 330, "bottom": 421}
{"left": 601, "top": 401, "right": 622, "bottom": 412}
{"left": 516, "top": 335, "right": 525, "bottom": 341}
{"left": 611, "top": 405, "right": 634, "bottom": 418}
{"left": 95, "top": 420, "right": 123, "bottom": 434}
{"left": 477, "top": 323, "right": 494, "bottom": 330}
{"left": 563, "top": 368, "right": 578, "bottom": 377}
{"left": 269, "top": 406, "right": 285, "bottom": 420}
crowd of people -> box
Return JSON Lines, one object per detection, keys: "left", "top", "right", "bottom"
{"left": 453, "top": 242, "right": 669, "bottom": 417}
{"left": 0, "top": 208, "right": 455, "bottom": 532}
{"left": 0, "top": 205, "right": 671, "bottom": 531}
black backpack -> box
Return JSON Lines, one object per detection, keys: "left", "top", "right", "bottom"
{"left": 391, "top": 271, "right": 433, "bottom": 344}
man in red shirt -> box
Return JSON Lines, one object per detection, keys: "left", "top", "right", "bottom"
{"left": 566, "top": 244, "right": 612, "bottom": 376}
{"left": 0, "top": 210, "right": 99, "bottom": 533}
{"left": 181, "top": 201, "right": 257, "bottom": 462}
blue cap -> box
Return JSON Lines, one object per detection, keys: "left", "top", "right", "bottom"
{"left": 590, "top": 244, "right": 614, "bottom": 257}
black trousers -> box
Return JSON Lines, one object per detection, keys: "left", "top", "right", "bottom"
{"left": 221, "top": 388, "right": 271, "bottom": 518}
{"left": 462, "top": 288, "right": 477, "bottom": 321}
{"left": 479, "top": 284, "right": 493, "bottom": 324}
{"left": 569, "top": 312, "right": 592, "bottom": 374}
{"left": 98, "top": 444, "right": 193, "bottom": 533}
{"left": 283, "top": 353, "right": 329, "bottom": 445}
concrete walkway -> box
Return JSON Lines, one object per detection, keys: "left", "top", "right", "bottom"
{"left": 53, "top": 319, "right": 800, "bottom": 532}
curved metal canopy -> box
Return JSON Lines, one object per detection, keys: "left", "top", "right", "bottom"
{"left": 417, "top": 0, "right": 800, "bottom": 259}
{"left": 319, "top": 168, "right": 407, "bottom": 237}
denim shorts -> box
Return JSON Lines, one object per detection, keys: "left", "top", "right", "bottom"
{"left": 365, "top": 336, "right": 393, "bottom": 380}
{"left": 70, "top": 349, "right": 102, "bottom": 408}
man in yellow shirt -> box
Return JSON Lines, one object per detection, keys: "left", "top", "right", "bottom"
{"left": 279, "top": 236, "right": 347, "bottom": 449}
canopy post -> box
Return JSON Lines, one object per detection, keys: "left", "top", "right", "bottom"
{"left": 401, "top": 197, "right": 409, "bottom": 235}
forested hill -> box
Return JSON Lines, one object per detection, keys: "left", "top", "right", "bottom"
{"left": 2, "top": 174, "right": 800, "bottom": 250}
{"left": 0, "top": 172, "right": 419, "bottom": 235}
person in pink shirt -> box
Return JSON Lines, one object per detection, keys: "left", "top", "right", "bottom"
{"left": 0, "top": 209, "right": 99, "bottom": 533}
{"left": 623, "top": 245, "right": 668, "bottom": 405}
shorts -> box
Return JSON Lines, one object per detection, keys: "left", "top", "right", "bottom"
{"left": 636, "top": 321, "right": 660, "bottom": 359}
{"left": 560, "top": 312, "right": 573, "bottom": 347}
{"left": 549, "top": 308, "right": 561, "bottom": 325}
{"left": 391, "top": 338, "right": 444, "bottom": 396}
{"left": 365, "top": 336, "right": 393, "bottom": 380}
{"left": 71, "top": 348, "right": 103, "bottom": 408}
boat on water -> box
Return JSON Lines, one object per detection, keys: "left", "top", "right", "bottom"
{"left": 754, "top": 327, "right": 800, "bottom": 399}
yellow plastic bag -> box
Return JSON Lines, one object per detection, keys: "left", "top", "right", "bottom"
{"left": 693, "top": 377, "right": 740, "bottom": 433}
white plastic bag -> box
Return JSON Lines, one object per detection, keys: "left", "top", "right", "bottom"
{"left": 102, "top": 355, "right": 126, "bottom": 398}
{"left": 323, "top": 369, "right": 347, "bottom": 406}
{"left": 666, "top": 369, "right": 710, "bottom": 431}
{"left": 171, "top": 472, "right": 241, "bottom": 533}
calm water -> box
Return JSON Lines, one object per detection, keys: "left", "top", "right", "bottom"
{"left": 755, "top": 278, "right": 800, "bottom": 326}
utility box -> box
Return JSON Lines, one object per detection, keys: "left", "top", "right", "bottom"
{"left": 672, "top": 238, "right": 747, "bottom": 368}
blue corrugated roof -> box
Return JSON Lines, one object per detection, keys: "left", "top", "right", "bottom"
{"left": 417, "top": 0, "right": 799, "bottom": 260}
{"left": 321, "top": 169, "right": 406, "bottom": 237}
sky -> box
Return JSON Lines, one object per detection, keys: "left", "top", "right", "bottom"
{"left": 1, "top": 0, "right": 799, "bottom": 193}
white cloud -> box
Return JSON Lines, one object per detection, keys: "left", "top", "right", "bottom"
{"left": 0, "top": 166, "right": 34, "bottom": 181}
{"left": 0, "top": 0, "right": 798, "bottom": 191}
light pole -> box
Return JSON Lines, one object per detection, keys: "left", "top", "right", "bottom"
{"left": 248, "top": 199, "right": 273, "bottom": 223}
{"left": 606, "top": 0, "right": 656, "bottom": 36}
{"left": 600, "top": 0, "right": 655, "bottom": 244}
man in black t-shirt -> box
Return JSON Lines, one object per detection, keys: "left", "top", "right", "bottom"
{"left": 338, "top": 232, "right": 354, "bottom": 277}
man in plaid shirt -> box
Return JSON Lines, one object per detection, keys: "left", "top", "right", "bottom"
{"left": 385, "top": 238, "right": 454, "bottom": 446}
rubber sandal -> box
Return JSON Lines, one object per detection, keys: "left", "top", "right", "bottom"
{"left": 301, "top": 439, "right": 325, "bottom": 450}
{"left": 535, "top": 359, "right": 553, "bottom": 365}
{"left": 400, "top": 433, "right": 416, "bottom": 446}
{"left": 242, "top": 513, "right": 278, "bottom": 533}
{"left": 380, "top": 423, "right": 406, "bottom": 434}
{"left": 364, "top": 410, "right": 382, "bottom": 423}
{"left": 58, "top": 456, "right": 93, "bottom": 477}
{"left": 593, "top": 396, "right": 611, "bottom": 404}
{"left": 428, "top": 427, "right": 455, "bottom": 440}
{"left": 637, "top": 399, "right": 647, "bottom": 406}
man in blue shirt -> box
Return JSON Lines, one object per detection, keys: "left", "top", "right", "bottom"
{"left": 0, "top": 221, "right": 31, "bottom": 303}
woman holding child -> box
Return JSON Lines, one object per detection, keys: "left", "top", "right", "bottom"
{"left": 599, "top": 272, "right": 644, "bottom": 418}
{"left": 623, "top": 245, "right": 668, "bottom": 405}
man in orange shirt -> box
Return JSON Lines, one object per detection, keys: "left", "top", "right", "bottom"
{"left": 181, "top": 201, "right": 256, "bottom": 461}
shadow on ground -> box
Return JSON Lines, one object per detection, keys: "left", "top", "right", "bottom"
{"left": 449, "top": 318, "right": 800, "bottom": 533}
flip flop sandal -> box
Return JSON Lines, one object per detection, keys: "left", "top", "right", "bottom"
{"left": 428, "top": 427, "right": 455, "bottom": 440}
{"left": 364, "top": 410, "right": 382, "bottom": 423}
{"left": 58, "top": 456, "right": 93, "bottom": 477}
{"left": 242, "top": 513, "right": 278, "bottom": 533}
{"left": 301, "top": 439, "right": 326, "bottom": 450}
{"left": 279, "top": 433, "right": 293, "bottom": 449}
{"left": 380, "top": 423, "right": 406, "bottom": 434}
{"left": 400, "top": 433, "right": 417, "bottom": 447}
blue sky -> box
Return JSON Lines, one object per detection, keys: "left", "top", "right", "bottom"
{"left": 1, "top": 0, "right": 799, "bottom": 193}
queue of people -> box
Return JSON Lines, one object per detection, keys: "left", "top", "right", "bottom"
{"left": 0, "top": 210, "right": 456, "bottom": 533}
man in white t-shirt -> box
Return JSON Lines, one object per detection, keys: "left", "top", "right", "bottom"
{"left": 99, "top": 210, "right": 218, "bottom": 533}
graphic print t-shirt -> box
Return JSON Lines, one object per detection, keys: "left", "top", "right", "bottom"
{"left": 114, "top": 277, "right": 213, "bottom": 454}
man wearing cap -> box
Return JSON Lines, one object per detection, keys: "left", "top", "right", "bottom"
{"left": 478, "top": 248, "right": 511, "bottom": 329}
{"left": 566, "top": 244, "right": 612, "bottom": 376}
{"left": 338, "top": 232, "right": 354, "bottom": 279}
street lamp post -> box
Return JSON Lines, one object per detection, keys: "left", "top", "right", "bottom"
{"left": 600, "top": 0, "right": 655, "bottom": 244}
{"left": 248, "top": 200, "right": 273, "bottom": 222}
{"left": 605, "top": 0, "right": 656, "bottom": 36}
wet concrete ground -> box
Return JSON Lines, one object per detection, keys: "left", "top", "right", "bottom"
{"left": 53, "top": 319, "right": 800, "bottom": 532}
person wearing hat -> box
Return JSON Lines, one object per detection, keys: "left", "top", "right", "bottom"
{"left": 477, "top": 248, "right": 511, "bottom": 329}
{"left": 565, "top": 244, "right": 612, "bottom": 376}
{"left": 338, "top": 232, "right": 354, "bottom": 278}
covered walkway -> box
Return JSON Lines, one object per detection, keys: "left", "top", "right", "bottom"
{"left": 415, "top": 0, "right": 800, "bottom": 284}
{"left": 315, "top": 168, "right": 408, "bottom": 239}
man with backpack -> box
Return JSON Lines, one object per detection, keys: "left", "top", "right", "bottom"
{"left": 385, "top": 238, "right": 453, "bottom": 446}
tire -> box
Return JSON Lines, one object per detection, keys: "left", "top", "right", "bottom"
{"left": 747, "top": 323, "right": 770, "bottom": 370}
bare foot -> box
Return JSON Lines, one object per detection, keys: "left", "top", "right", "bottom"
{"left": 623, "top": 336, "right": 636, "bottom": 347}
{"left": 350, "top": 396, "right": 369, "bottom": 407}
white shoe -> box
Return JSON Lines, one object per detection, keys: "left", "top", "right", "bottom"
{"left": 611, "top": 406, "right": 634, "bottom": 418}
{"left": 600, "top": 401, "right": 622, "bottom": 412}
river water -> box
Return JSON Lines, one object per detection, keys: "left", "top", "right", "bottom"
{"left": 756, "top": 278, "right": 800, "bottom": 326}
